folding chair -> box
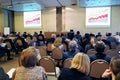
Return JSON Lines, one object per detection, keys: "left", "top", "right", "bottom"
{"left": 52, "top": 48, "right": 63, "bottom": 67}
{"left": 39, "top": 56, "right": 60, "bottom": 78}
{"left": 63, "top": 58, "right": 72, "bottom": 68}
{"left": 89, "top": 59, "right": 109, "bottom": 80}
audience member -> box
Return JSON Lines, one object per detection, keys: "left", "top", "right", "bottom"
{"left": 85, "top": 37, "right": 96, "bottom": 53}
{"left": 106, "top": 33, "right": 118, "bottom": 48}
{"left": 82, "top": 33, "right": 90, "bottom": 49}
{"left": 37, "top": 31, "right": 45, "bottom": 46}
{"left": 102, "top": 54, "right": 120, "bottom": 80}
{"left": 31, "top": 36, "right": 39, "bottom": 47}
{"left": 51, "top": 37, "right": 64, "bottom": 51}
{"left": 89, "top": 40, "right": 111, "bottom": 63}
{"left": 12, "top": 47, "right": 47, "bottom": 80}
{"left": 37, "top": 35, "right": 46, "bottom": 46}
{"left": 14, "top": 34, "right": 28, "bottom": 52}
{"left": 67, "top": 29, "right": 75, "bottom": 40}
{"left": 38, "top": 31, "right": 45, "bottom": 44}
{"left": 106, "top": 33, "right": 117, "bottom": 42}
{"left": 33, "top": 32, "right": 38, "bottom": 38}
{"left": 46, "top": 33, "right": 56, "bottom": 45}
{"left": 0, "top": 37, "right": 13, "bottom": 60}
{"left": 62, "top": 40, "right": 78, "bottom": 63}
{"left": 75, "top": 31, "right": 82, "bottom": 44}
{"left": 58, "top": 53, "right": 91, "bottom": 80}
{"left": 114, "top": 32, "right": 120, "bottom": 43}
{"left": 25, "top": 36, "right": 32, "bottom": 46}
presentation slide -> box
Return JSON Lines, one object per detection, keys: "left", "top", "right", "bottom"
{"left": 86, "top": 7, "right": 111, "bottom": 28}
{"left": 24, "top": 11, "right": 41, "bottom": 28}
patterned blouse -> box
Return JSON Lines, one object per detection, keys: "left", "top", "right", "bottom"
{"left": 14, "top": 66, "right": 47, "bottom": 80}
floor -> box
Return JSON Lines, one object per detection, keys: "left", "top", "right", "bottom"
{"left": 0, "top": 56, "right": 57, "bottom": 80}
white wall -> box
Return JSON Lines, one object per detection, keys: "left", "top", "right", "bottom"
{"left": 14, "top": 6, "right": 120, "bottom": 35}
{"left": 64, "top": 6, "right": 120, "bottom": 35}
{"left": 14, "top": 7, "right": 56, "bottom": 34}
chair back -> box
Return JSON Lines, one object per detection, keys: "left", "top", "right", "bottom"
{"left": 89, "top": 59, "right": 109, "bottom": 78}
{"left": 47, "top": 43, "right": 52, "bottom": 52}
{"left": 6, "top": 41, "right": 12, "bottom": 49}
{"left": 36, "top": 46, "right": 47, "bottom": 57}
{"left": 111, "top": 42, "right": 117, "bottom": 49}
{"left": 116, "top": 44, "right": 120, "bottom": 51}
{"left": 52, "top": 48, "right": 63, "bottom": 60}
{"left": 39, "top": 56, "right": 58, "bottom": 77}
{"left": 16, "top": 39, "right": 23, "bottom": 46}
{"left": 87, "top": 49, "right": 97, "bottom": 56}
{"left": 63, "top": 58, "right": 72, "bottom": 68}
{"left": 105, "top": 49, "right": 118, "bottom": 57}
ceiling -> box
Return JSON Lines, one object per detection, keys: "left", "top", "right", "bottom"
{"left": 0, "top": 0, "right": 120, "bottom": 11}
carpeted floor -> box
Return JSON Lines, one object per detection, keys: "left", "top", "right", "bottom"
{"left": 0, "top": 57, "right": 19, "bottom": 73}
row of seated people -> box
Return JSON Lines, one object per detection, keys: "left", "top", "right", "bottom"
{"left": 1, "top": 46, "right": 120, "bottom": 80}
{"left": 1, "top": 30, "right": 120, "bottom": 52}
{"left": 0, "top": 30, "right": 120, "bottom": 61}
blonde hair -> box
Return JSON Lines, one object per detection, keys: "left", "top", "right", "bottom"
{"left": 53, "top": 37, "right": 62, "bottom": 47}
{"left": 90, "top": 37, "right": 97, "bottom": 46}
{"left": 70, "top": 53, "right": 90, "bottom": 75}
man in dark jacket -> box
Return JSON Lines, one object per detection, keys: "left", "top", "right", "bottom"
{"left": 89, "top": 41, "right": 111, "bottom": 63}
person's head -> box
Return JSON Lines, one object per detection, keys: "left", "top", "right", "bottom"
{"left": 106, "top": 33, "right": 112, "bottom": 36}
{"left": 110, "top": 55, "right": 120, "bottom": 80}
{"left": 76, "top": 31, "right": 80, "bottom": 34}
{"left": 95, "top": 40, "right": 106, "bottom": 52}
{"left": 40, "top": 31, "right": 42, "bottom": 34}
{"left": 70, "top": 29, "right": 74, "bottom": 32}
{"left": 90, "top": 37, "right": 96, "bottom": 46}
{"left": 53, "top": 37, "right": 62, "bottom": 47}
{"left": 70, "top": 53, "right": 90, "bottom": 75}
{"left": 19, "top": 47, "right": 38, "bottom": 67}
{"left": 32, "top": 36, "right": 37, "bottom": 42}
{"left": 68, "top": 40, "right": 77, "bottom": 52}
{"left": 51, "top": 34, "right": 56, "bottom": 38}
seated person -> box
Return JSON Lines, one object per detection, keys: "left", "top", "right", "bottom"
{"left": 14, "top": 34, "right": 28, "bottom": 52}
{"left": 12, "top": 47, "right": 47, "bottom": 80}
{"left": 85, "top": 37, "right": 96, "bottom": 53}
{"left": 37, "top": 32, "right": 45, "bottom": 46}
{"left": 46, "top": 33, "right": 56, "bottom": 45}
{"left": 89, "top": 40, "right": 111, "bottom": 63}
{"left": 58, "top": 52, "right": 91, "bottom": 80}
{"left": 51, "top": 37, "right": 64, "bottom": 51}
{"left": 101, "top": 54, "right": 120, "bottom": 80}
{"left": 62, "top": 40, "right": 78, "bottom": 63}
{"left": 0, "top": 37, "right": 13, "bottom": 60}
{"left": 30, "top": 36, "right": 39, "bottom": 47}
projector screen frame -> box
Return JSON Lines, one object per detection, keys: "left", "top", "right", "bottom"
{"left": 24, "top": 11, "right": 42, "bottom": 29}
{"left": 85, "top": 7, "right": 111, "bottom": 28}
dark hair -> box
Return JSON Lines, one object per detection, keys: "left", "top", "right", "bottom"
{"left": 20, "top": 47, "right": 37, "bottom": 67}
{"left": 110, "top": 55, "right": 120, "bottom": 80}
{"left": 40, "top": 31, "right": 42, "bottom": 34}
{"left": 95, "top": 41, "right": 106, "bottom": 52}
{"left": 77, "top": 31, "right": 80, "bottom": 34}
